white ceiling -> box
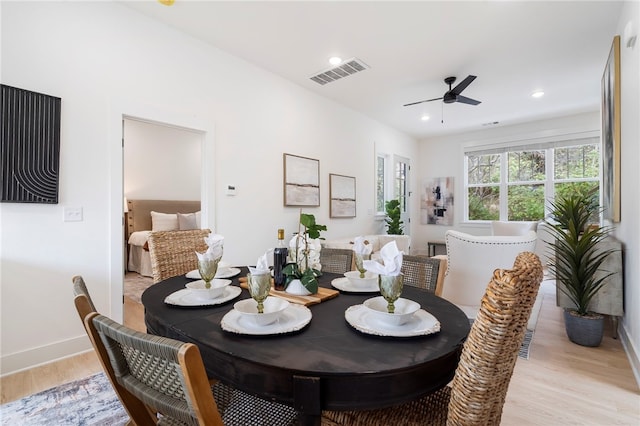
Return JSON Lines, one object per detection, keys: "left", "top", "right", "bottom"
{"left": 121, "top": 1, "right": 623, "bottom": 140}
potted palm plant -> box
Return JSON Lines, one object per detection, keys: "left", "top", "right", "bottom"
{"left": 546, "top": 189, "right": 616, "bottom": 347}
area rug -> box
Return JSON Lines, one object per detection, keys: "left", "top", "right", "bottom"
{"left": 0, "top": 372, "right": 127, "bottom": 425}
{"left": 124, "top": 272, "right": 153, "bottom": 304}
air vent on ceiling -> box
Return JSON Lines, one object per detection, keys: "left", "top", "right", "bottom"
{"left": 309, "top": 58, "right": 369, "bottom": 85}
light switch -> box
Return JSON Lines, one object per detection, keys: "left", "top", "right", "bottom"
{"left": 64, "top": 207, "right": 83, "bottom": 222}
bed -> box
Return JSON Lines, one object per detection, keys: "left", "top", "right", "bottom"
{"left": 126, "top": 199, "right": 201, "bottom": 277}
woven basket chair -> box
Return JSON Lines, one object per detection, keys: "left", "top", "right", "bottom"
{"left": 322, "top": 251, "right": 543, "bottom": 426}
{"left": 320, "top": 248, "right": 354, "bottom": 274}
{"left": 400, "top": 255, "right": 446, "bottom": 296}
{"left": 148, "top": 229, "right": 211, "bottom": 283}
{"left": 73, "top": 276, "right": 158, "bottom": 426}
{"left": 85, "top": 312, "right": 299, "bottom": 426}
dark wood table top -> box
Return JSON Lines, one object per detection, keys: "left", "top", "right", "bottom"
{"left": 142, "top": 268, "right": 470, "bottom": 425}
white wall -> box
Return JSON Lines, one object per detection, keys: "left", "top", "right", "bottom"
{"left": 615, "top": 0, "right": 640, "bottom": 384}
{"left": 0, "top": 2, "right": 416, "bottom": 374}
{"left": 123, "top": 119, "right": 202, "bottom": 201}
{"left": 414, "top": 111, "right": 601, "bottom": 245}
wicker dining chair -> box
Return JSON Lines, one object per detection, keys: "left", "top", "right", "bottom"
{"left": 73, "top": 276, "right": 158, "bottom": 426}
{"left": 84, "top": 312, "right": 299, "bottom": 426}
{"left": 148, "top": 229, "right": 211, "bottom": 283}
{"left": 322, "top": 251, "right": 543, "bottom": 426}
{"left": 400, "top": 255, "right": 446, "bottom": 296}
{"left": 320, "top": 248, "right": 354, "bottom": 274}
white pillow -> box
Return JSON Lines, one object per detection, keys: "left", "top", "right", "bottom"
{"left": 151, "top": 211, "right": 179, "bottom": 231}
{"left": 195, "top": 211, "right": 201, "bottom": 228}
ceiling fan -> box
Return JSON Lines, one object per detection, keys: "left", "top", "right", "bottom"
{"left": 404, "top": 75, "right": 481, "bottom": 107}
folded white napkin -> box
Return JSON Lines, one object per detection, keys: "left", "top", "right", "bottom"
{"left": 352, "top": 236, "right": 373, "bottom": 256}
{"left": 363, "top": 241, "right": 403, "bottom": 276}
{"left": 248, "top": 252, "right": 270, "bottom": 275}
{"left": 197, "top": 233, "right": 224, "bottom": 261}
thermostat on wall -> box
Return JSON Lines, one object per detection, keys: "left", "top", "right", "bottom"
{"left": 226, "top": 185, "right": 237, "bottom": 196}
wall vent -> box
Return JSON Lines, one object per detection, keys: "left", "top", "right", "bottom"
{"left": 309, "top": 58, "right": 369, "bottom": 85}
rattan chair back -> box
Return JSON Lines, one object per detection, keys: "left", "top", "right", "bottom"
{"left": 86, "top": 313, "right": 298, "bottom": 426}
{"left": 72, "top": 276, "right": 157, "bottom": 426}
{"left": 321, "top": 251, "right": 543, "bottom": 426}
{"left": 320, "top": 248, "right": 354, "bottom": 274}
{"left": 86, "top": 312, "right": 223, "bottom": 425}
{"left": 148, "top": 229, "right": 211, "bottom": 283}
{"left": 72, "top": 275, "right": 97, "bottom": 322}
{"left": 400, "top": 255, "right": 446, "bottom": 296}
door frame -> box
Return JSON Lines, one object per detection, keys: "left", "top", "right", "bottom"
{"left": 393, "top": 155, "right": 411, "bottom": 235}
{"left": 109, "top": 100, "right": 215, "bottom": 321}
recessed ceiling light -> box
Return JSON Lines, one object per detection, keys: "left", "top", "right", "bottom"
{"left": 329, "top": 57, "right": 342, "bottom": 66}
{"left": 531, "top": 90, "right": 545, "bottom": 98}
{"left": 421, "top": 114, "right": 430, "bottom": 121}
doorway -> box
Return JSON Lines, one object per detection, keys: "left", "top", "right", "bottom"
{"left": 109, "top": 102, "right": 215, "bottom": 323}
{"left": 122, "top": 118, "right": 204, "bottom": 325}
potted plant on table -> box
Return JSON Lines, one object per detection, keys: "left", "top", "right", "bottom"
{"left": 385, "top": 199, "right": 404, "bottom": 235}
{"left": 282, "top": 212, "right": 327, "bottom": 294}
{"left": 546, "top": 189, "right": 616, "bottom": 347}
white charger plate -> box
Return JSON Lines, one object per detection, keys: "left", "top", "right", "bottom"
{"left": 344, "top": 304, "right": 441, "bottom": 337}
{"left": 221, "top": 303, "right": 312, "bottom": 335}
{"left": 331, "top": 277, "right": 379, "bottom": 293}
{"left": 186, "top": 267, "right": 242, "bottom": 280}
{"left": 164, "top": 286, "right": 241, "bottom": 307}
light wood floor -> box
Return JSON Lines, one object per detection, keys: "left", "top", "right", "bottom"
{"left": 2, "top": 283, "right": 639, "bottom": 424}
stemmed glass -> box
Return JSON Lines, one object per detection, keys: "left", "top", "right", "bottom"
{"left": 247, "top": 273, "right": 272, "bottom": 313}
{"left": 198, "top": 258, "right": 220, "bottom": 289}
{"left": 379, "top": 274, "right": 403, "bottom": 313}
{"left": 354, "top": 253, "right": 368, "bottom": 278}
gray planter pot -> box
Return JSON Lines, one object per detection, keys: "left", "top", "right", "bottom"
{"left": 563, "top": 309, "right": 604, "bottom": 347}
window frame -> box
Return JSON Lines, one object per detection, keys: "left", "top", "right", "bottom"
{"left": 463, "top": 134, "right": 600, "bottom": 223}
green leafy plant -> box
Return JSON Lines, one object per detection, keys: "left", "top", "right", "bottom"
{"left": 546, "top": 189, "right": 615, "bottom": 316}
{"left": 282, "top": 212, "right": 327, "bottom": 293}
{"left": 385, "top": 199, "right": 404, "bottom": 235}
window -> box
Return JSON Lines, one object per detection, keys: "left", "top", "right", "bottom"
{"left": 465, "top": 137, "right": 600, "bottom": 222}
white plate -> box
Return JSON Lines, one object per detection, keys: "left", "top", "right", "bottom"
{"left": 186, "top": 267, "right": 242, "bottom": 280}
{"left": 344, "top": 304, "right": 441, "bottom": 337}
{"left": 221, "top": 303, "right": 312, "bottom": 335}
{"left": 331, "top": 277, "right": 379, "bottom": 293}
{"left": 164, "top": 286, "right": 242, "bottom": 307}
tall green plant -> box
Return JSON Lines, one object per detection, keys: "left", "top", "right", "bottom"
{"left": 385, "top": 199, "right": 404, "bottom": 235}
{"left": 546, "top": 190, "right": 614, "bottom": 316}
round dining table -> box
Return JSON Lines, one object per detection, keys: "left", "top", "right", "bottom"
{"left": 142, "top": 268, "right": 470, "bottom": 426}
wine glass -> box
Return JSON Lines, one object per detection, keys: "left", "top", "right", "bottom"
{"left": 354, "top": 253, "right": 368, "bottom": 278}
{"left": 378, "top": 274, "right": 403, "bottom": 314}
{"left": 198, "top": 257, "right": 220, "bottom": 289}
{"left": 247, "top": 273, "right": 272, "bottom": 313}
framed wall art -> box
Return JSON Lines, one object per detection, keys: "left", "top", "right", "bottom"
{"left": 1, "top": 84, "right": 61, "bottom": 204}
{"left": 601, "top": 35, "right": 621, "bottom": 222}
{"left": 420, "top": 176, "right": 454, "bottom": 225}
{"left": 283, "top": 153, "right": 320, "bottom": 206}
{"left": 329, "top": 173, "right": 356, "bottom": 218}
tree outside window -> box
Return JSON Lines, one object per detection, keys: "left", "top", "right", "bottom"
{"left": 465, "top": 140, "right": 599, "bottom": 222}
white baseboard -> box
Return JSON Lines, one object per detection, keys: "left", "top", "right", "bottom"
{"left": 618, "top": 321, "right": 640, "bottom": 389}
{"left": 0, "top": 335, "right": 92, "bottom": 377}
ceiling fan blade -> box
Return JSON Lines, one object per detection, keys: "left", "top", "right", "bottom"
{"left": 403, "top": 97, "right": 443, "bottom": 107}
{"left": 450, "top": 75, "right": 477, "bottom": 95}
{"left": 456, "top": 95, "right": 481, "bottom": 105}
